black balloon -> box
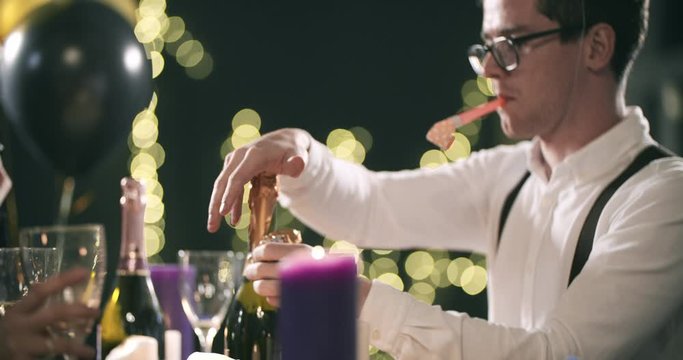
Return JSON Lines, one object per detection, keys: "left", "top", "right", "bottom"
{"left": 0, "top": 0, "right": 152, "bottom": 175}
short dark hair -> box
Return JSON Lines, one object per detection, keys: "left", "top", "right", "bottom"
{"left": 536, "top": 0, "right": 649, "bottom": 81}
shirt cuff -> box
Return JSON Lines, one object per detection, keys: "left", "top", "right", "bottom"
{"left": 358, "top": 280, "right": 413, "bottom": 353}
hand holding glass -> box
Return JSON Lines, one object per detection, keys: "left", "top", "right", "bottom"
{"left": 20, "top": 224, "right": 106, "bottom": 359}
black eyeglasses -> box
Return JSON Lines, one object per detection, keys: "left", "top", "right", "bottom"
{"left": 468, "top": 27, "right": 573, "bottom": 75}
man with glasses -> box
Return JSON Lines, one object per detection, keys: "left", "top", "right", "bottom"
{"left": 208, "top": 0, "right": 683, "bottom": 358}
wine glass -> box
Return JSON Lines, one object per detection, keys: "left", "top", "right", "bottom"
{"left": 20, "top": 224, "right": 107, "bottom": 359}
{"left": 20, "top": 247, "right": 59, "bottom": 288}
{"left": 178, "top": 250, "right": 241, "bottom": 353}
{"left": 0, "top": 248, "right": 27, "bottom": 316}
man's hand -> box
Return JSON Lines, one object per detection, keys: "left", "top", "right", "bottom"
{"left": 207, "top": 128, "right": 312, "bottom": 233}
{"left": 0, "top": 268, "right": 100, "bottom": 360}
{"left": 244, "top": 242, "right": 313, "bottom": 307}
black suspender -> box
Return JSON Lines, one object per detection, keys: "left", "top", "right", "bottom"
{"left": 497, "top": 145, "right": 673, "bottom": 287}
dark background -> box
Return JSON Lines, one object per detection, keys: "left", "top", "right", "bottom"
{"left": 2, "top": 0, "right": 682, "bottom": 318}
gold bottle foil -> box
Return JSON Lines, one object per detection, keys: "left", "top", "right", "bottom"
{"left": 248, "top": 173, "right": 279, "bottom": 250}
{"left": 247, "top": 173, "right": 302, "bottom": 250}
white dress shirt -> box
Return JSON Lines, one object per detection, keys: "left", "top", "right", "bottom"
{"left": 278, "top": 107, "right": 683, "bottom": 359}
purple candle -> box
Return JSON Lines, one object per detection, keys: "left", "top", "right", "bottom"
{"left": 279, "top": 249, "right": 358, "bottom": 360}
{"left": 150, "top": 264, "right": 195, "bottom": 360}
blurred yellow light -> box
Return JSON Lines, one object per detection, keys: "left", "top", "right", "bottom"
{"left": 368, "top": 258, "right": 398, "bottom": 279}
{"left": 461, "top": 79, "right": 478, "bottom": 99}
{"left": 349, "top": 126, "right": 373, "bottom": 152}
{"left": 186, "top": 52, "right": 214, "bottom": 80}
{"left": 165, "top": 31, "right": 192, "bottom": 55}
{"left": 231, "top": 235, "right": 247, "bottom": 253}
{"left": 405, "top": 251, "right": 435, "bottom": 281}
{"left": 140, "top": 143, "right": 166, "bottom": 168}
{"left": 163, "top": 16, "right": 185, "bottom": 43}
{"left": 372, "top": 249, "right": 392, "bottom": 255}
{"left": 408, "top": 282, "right": 435, "bottom": 304}
{"left": 133, "top": 108, "right": 159, "bottom": 126}
{"left": 232, "top": 108, "right": 262, "bottom": 130}
{"left": 227, "top": 209, "right": 250, "bottom": 230}
{"left": 234, "top": 124, "right": 260, "bottom": 139}
{"left": 326, "top": 129, "right": 355, "bottom": 149}
{"left": 330, "top": 240, "right": 362, "bottom": 258}
{"left": 376, "top": 273, "right": 404, "bottom": 291}
{"left": 144, "top": 202, "right": 164, "bottom": 224}
{"left": 274, "top": 207, "right": 295, "bottom": 228}
{"left": 131, "top": 152, "right": 158, "bottom": 173}
{"left": 138, "top": 0, "right": 166, "bottom": 18}
{"left": 462, "top": 265, "right": 488, "bottom": 295}
{"left": 457, "top": 121, "right": 481, "bottom": 137}
{"left": 134, "top": 16, "right": 162, "bottom": 44}
{"left": 332, "top": 138, "right": 357, "bottom": 158}
{"left": 231, "top": 125, "right": 261, "bottom": 149}
{"left": 430, "top": 258, "right": 452, "bottom": 288}
{"left": 447, "top": 257, "right": 474, "bottom": 287}
{"left": 351, "top": 141, "right": 367, "bottom": 164}
{"left": 356, "top": 261, "right": 366, "bottom": 276}
{"left": 144, "top": 225, "right": 164, "bottom": 257}
{"left": 176, "top": 40, "right": 204, "bottom": 68}
{"left": 150, "top": 51, "right": 164, "bottom": 78}
{"left": 131, "top": 163, "right": 157, "bottom": 180}
{"left": 464, "top": 91, "right": 488, "bottom": 108}
{"left": 142, "top": 178, "right": 164, "bottom": 198}
{"left": 419, "top": 150, "right": 448, "bottom": 169}
{"left": 444, "top": 133, "right": 471, "bottom": 161}
{"left": 476, "top": 76, "right": 496, "bottom": 97}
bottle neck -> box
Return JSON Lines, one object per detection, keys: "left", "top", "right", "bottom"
{"left": 118, "top": 178, "right": 149, "bottom": 275}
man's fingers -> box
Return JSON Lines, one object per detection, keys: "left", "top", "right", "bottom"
{"left": 252, "top": 243, "right": 312, "bottom": 262}
{"left": 253, "top": 279, "right": 279, "bottom": 298}
{"left": 208, "top": 166, "right": 230, "bottom": 232}
{"left": 30, "top": 303, "right": 99, "bottom": 331}
{"left": 244, "top": 262, "right": 279, "bottom": 281}
{"left": 12, "top": 268, "right": 89, "bottom": 313}
{"left": 52, "top": 336, "right": 97, "bottom": 359}
{"left": 266, "top": 296, "right": 280, "bottom": 308}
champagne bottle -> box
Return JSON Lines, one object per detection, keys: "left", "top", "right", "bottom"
{"left": 212, "top": 174, "right": 301, "bottom": 359}
{"left": 101, "top": 178, "right": 166, "bottom": 359}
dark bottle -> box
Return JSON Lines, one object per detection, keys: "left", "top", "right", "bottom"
{"left": 212, "top": 174, "right": 300, "bottom": 359}
{"left": 101, "top": 178, "right": 166, "bottom": 359}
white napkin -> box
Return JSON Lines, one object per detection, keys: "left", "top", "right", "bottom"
{"left": 187, "top": 353, "right": 234, "bottom": 360}
{"left": 104, "top": 336, "right": 158, "bottom": 360}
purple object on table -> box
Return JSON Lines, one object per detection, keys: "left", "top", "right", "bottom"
{"left": 150, "top": 264, "right": 195, "bottom": 360}
{"left": 279, "top": 251, "right": 358, "bottom": 360}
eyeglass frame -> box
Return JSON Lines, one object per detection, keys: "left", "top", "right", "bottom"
{"left": 468, "top": 27, "right": 581, "bottom": 75}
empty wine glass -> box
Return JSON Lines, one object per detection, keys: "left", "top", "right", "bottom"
{"left": 0, "top": 248, "right": 27, "bottom": 316}
{"left": 178, "top": 250, "right": 241, "bottom": 353}
{"left": 20, "top": 224, "right": 107, "bottom": 359}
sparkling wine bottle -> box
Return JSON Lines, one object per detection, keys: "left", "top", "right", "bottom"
{"left": 101, "top": 178, "right": 166, "bottom": 359}
{"left": 212, "top": 174, "right": 300, "bottom": 359}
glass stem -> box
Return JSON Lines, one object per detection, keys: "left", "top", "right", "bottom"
{"left": 195, "top": 327, "right": 218, "bottom": 353}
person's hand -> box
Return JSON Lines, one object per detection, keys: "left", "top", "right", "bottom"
{"left": 244, "top": 242, "right": 313, "bottom": 307}
{"left": 0, "top": 268, "right": 100, "bottom": 360}
{"left": 207, "top": 128, "right": 312, "bottom": 232}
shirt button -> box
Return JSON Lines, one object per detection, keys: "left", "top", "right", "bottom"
{"left": 371, "top": 330, "right": 381, "bottom": 341}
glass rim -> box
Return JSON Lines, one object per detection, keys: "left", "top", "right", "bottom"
{"left": 19, "top": 223, "right": 105, "bottom": 236}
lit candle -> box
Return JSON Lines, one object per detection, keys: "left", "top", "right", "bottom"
{"left": 279, "top": 248, "right": 358, "bottom": 360}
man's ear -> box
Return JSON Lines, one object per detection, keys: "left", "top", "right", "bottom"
{"left": 583, "top": 23, "right": 616, "bottom": 73}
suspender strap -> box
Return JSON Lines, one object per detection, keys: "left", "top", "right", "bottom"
{"left": 568, "top": 145, "right": 672, "bottom": 286}
{"left": 497, "top": 171, "right": 530, "bottom": 248}
{"left": 497, "top": 145, "right": 673, "bottom": 287}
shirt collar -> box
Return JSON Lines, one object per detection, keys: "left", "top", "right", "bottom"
{"left": 526, "top": 106, "right": 654, "bottom": 184}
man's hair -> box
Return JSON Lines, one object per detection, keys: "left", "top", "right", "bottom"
{"left": 536, "top": 0, "right": 649, "bottom": 81}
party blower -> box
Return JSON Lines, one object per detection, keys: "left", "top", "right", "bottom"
{"left": 426, "top": 97, "right": 506, "bottom": 150}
